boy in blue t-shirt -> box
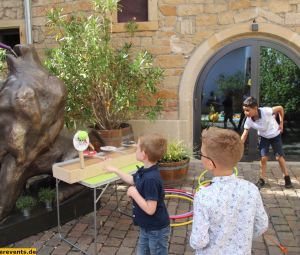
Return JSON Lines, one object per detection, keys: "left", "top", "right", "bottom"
{"left": 105, "top": 134, "right": 170, "bottom": 255}
{"left": 241, "top": 96, "right": 293, "bottom": 189}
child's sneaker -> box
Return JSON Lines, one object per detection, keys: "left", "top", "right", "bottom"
{"left": 284, "top": 175, "right": 293, "bottom": 188}
{"left": 256, "top": 178, "right": 265, "bottom": 189}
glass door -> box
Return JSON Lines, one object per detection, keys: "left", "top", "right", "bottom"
{"left": 259, "top": 46, "right": 300, "bottom": 160}
{"left": 194, "top": 39, "right": 300, "bottom": 160}
{"left": 194, "top": 44, "right": 253, "bottom": 157}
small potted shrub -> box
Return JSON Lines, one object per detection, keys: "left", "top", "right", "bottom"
{"left": 16, "top": 195, "right": 36, "bottom": 217}
{"left": 38, "top": 187, "right": 56, "bottom": 210}
{"left": 159, "top": 140, "right": 191, "bottom": 183}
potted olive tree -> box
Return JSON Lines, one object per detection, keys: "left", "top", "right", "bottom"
{"left": 159, "top": 140, "right": 191, "bottom": 184}
{"left": 16, "top": 195, "right": 36, "bottom": 217}
{"left": 45, "top": 0, "right": 164, "bottom": 147}
{"left": 38, "top": 187, "right": 56, "bottom": 210}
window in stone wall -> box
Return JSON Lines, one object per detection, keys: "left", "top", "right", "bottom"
{"left": 113, "top": 0, "right": 158, "bottom": 32}
{"left": 118, "top": 0, "right": 148, "bottom": 22}
{"left": 0, "top": 28, "right": 20, "bottom": 48}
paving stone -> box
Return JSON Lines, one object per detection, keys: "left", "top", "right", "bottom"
{"left": 109, "top": 229, "right": 127, "bottom": 238}
{"left": 32, "top": 240, "right": 45, "bottom": 251}
{"left": 98, "top": 226, "right": 112, "bottom": 235}
{"left": 170, "top": 236, "right": 186, "bottom": 244}
{"left": 285, "top": 246, "right": 300, "bottom": 252}
{"left": 268, "top": 208, "right": 284, "bottom": 217}
{"left": 72, "top": 223, "right": 88, "bottom": 232}
{"left": 267, "top": 245, "right": 286, "bottom": 255}
{"left": 51, "top": 244, "right": 71, "bottom": 255}
{"left": 116, "top": 247, "right": 134, "bottom": 255}
{"left": 279, "top": 238, "right": 299, "bottom": 247}
{"left": 277, "top": 231, "right": 295, "bottom": 240}
{"left": 77, "top": 234, "right": 94, "bottom": 245}
{"left": 45, "top": 236, "right": 61, "bottom": 247}
{"left": 251, "top": 249, "right": 268, "bottom": 255}
{"left": 273, "top": 224, "right": 291, "bottom": 232}
{"left": 86, "top": 243, "right": 103, "bottom": 254}
{"left": 276, "top": 199, "right": 291, "bottom": 207}
{"left": 125, "top": 230, "right": 139, "bottom": 238}
{"left": 173, "top": 228, "right": 187, "bottom": 237}
{"left": 38, "top": 245, "right": 55, "bottom": 255}
{"left": 97, "top": 234, "right": 108, "bottom": 244}
{"left": 13, "top": 240, "right": 33, "bottom": 248}
{"left": 122, "top": 237, "right": 137, "bottom": 248}
{"left": 104, "top": 237, "right": 122, "bottom": 247}
{"left": 39, "top": 231, "right": 55, "bottom": 241}
{"left": 285, "top": 215, "right": 298, "bottom": 221}
{"left": 270, "top": 217, "right": 288, "bottom": 225}
{"left": 281, "top": 208, "right": 295, "bottom": 216}
{"left": 169, "top": 243, "right": 185, "bottom": 254}
{"left": 252, "top": 241, "right": 267, "bottom": 249}
{"left": 67, "top": 230, "right": 84, "bottom": 238}
{"left": 98, "top": 246, "right": 118, "bottom": 255}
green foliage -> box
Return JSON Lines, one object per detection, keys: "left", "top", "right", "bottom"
{"left": 44, "top": 0, "right": 163, "bottom": 130}
{"left": 0, "top": 49, "right": 6, "bottom": 78}
{"left": 216, "top": 71, "right": 244, "bottom": 97}
{"left": 38, "top": 188, "right": 56, "bottom": 203}
{"left": 126, "top": 18, "right": 138, "bottom": 36}
{"left": 16, "top": 196, "right": 36, "bottom": 211}
{"left": 260, "top": 47, "right": 300, "bottom": 113}
{"left": 161, "top": 140, "right": 190, "bottom": 163}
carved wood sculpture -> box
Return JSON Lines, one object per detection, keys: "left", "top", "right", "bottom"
{"left": 0, "top": 45, "right": 71, "bottom": 221}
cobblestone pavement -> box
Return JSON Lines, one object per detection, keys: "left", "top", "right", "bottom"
{"left": 9, "top": 160, "right": 300, "bottom": 255}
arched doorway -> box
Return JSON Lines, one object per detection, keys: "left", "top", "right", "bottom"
{"left": 194, "top": 38, "right": 300, "bottom": 161}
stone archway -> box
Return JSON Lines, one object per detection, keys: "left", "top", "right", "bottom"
{"left": 179, "top": 23, "right": 300, "bottom": 147}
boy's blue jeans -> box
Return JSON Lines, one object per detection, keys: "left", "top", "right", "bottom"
{"left": 137, "top": 225, "right": 170, "bottom": 255}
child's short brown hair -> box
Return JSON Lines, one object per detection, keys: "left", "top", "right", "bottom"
{"left": 201, "top": 127, "right": 244, "bottom": 169}
{"left": 138, "top": 133, "right": 167, "bottom": 162}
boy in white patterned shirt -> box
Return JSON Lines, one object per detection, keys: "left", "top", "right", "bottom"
{"left": 190, "top": 127, "right": 268, "bottom": 255}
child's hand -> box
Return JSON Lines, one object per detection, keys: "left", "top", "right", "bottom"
{"left": 127, "top": 186, "right": 138, "bottom": 198}
{"left": 104, "top": 166, "right": 119, "bottom": 173}
{"left": 279, "top": 122, "right": 284, "bottom": 133}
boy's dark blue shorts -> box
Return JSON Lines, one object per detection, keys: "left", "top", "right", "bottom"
{"left": 259, "top": 134, "right": 284, "bottom": 157}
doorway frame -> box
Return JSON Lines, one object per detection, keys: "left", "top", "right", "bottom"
{"left": 178, "top": 23, "right": 300, "bottom": 157}
{"left": 193, "top": 38, "right": 300, "bottom": 160}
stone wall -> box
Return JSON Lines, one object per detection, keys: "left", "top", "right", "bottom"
{"left": 0, "top": 0, "right": 23, "bottom": 20}
{"left": 1, "top": 0, "right": 300, "bottom": 143}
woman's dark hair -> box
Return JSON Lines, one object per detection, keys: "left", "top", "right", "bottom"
{"left": 243, "top": 96, "right": 258, "bottom": 108}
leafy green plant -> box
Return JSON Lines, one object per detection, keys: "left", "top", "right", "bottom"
{"left": 0, "top": 49, "right": 6, "bottom": 79}
{"left": 216, "top": 71, "right": 244, "bottom": 97}
{"left": 16, "top": 196, "right": 36, "bottom": 211}
{"left": 260, "top": 47, "right": 300, "bottom": 113}
{"left": 45, "top": 0, "right": 163, "bottom": 130}
{"left": 160, "top": 140, "right": 190, "bottom": 163}
{"left": 38, "top": 188, "right": 56, "bottom": 203}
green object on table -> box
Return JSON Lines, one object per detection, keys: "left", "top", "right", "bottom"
{"left": 81, "top": 162, "right": 143, "bottom": 187}
{"left": 77, "top": 130, "right": 88, "bottom": 141}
